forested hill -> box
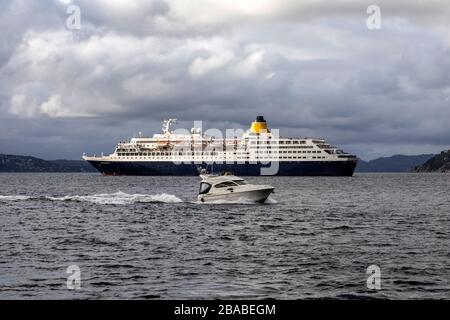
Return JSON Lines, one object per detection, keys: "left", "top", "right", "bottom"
{"left": 0, "top": 154, "right": 96, "bottom": 172}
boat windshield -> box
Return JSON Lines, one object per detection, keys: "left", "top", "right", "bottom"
{"left": 214, "top": 181, "right": 238, "bottom": 188}
{"left": 233, "top": 180, "right": 247, "bottom": 185}
{"left": 199, "top": 182, "right": 212, "bottom": 194}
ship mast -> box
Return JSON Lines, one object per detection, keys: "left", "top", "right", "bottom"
{"left": 162, "top": 119, "right": 177, "bottom": 135}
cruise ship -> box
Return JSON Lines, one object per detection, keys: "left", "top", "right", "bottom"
{"left": 83, "top": 116, "right": 358, "bottom": 176}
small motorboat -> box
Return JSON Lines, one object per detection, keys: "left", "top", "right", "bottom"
{"left": 198, "top": 172, "right": 274, "bottom": 203}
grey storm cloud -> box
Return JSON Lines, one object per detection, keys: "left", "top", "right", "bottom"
{"left": 0, "top": 0, "right": 450, "bottom": 160}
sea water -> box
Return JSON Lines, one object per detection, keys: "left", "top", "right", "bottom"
{"left": 0, "top": 173, "right": 449, "bottom": 299}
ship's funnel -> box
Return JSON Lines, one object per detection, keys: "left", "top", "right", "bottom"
{"left": 250, "top": 116, "right": 270, "bottom": 134}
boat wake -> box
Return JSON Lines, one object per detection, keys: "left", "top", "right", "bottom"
{"left": 0, "top": 191, "right": 183, "bottom": 205}
{"left": 0, "top": 195, "right": 33, "bottom": 201}
{"left": 0, "top": 192, "right": 275, "bottom": 205}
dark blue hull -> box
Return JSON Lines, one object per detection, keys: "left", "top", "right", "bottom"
{"left": 86, "top": 160, "right": 357, "bottom": 176}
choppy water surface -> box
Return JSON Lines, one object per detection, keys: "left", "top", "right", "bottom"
{"left": 0, "top": 173, "right": 449, "bottom": 299}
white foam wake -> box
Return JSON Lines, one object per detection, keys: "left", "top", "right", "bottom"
{"left": 266, "top": 197, "right": 278, "bottom": 204}
{"left": 0, "top": 191, "right": 183, "bottom": 205}
{"left": 0, "top": 195, "right": 33, "bottom": 201}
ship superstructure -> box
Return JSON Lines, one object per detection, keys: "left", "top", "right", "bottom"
{"left": 83, "top": 116, "right": 358, "bottom": 176}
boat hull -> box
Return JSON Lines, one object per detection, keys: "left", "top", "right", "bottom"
{"left": 198, "top": 188, "right": 274, "bottom": 203}
{"left": 85, "top": 160, "right": 357, "bottom": 176}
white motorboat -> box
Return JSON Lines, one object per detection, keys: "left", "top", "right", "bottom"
{"left": 198, "top": 172, "right": 274, "bottom": 203}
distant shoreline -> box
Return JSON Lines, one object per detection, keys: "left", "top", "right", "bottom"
{"left": 0, "top": 154, "right": 96, "bottom": 173}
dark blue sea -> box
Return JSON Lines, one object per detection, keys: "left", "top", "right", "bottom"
{"left": 0, "top": 173, "right": 449, "bottom": 299}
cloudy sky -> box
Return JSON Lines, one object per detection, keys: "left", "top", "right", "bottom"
{"left": 0, "top": 0, "right": 449, "bottom": 160}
